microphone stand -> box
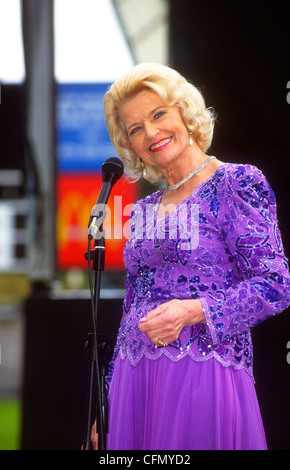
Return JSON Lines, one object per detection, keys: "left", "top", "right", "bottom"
{"left": 84, "top": 233, "right": 109, "bottom": 450}
{"left": 82, "top": 157, "right": 124, "bottom": 450}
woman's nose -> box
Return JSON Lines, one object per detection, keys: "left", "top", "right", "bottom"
{"left": 144, "top": 121, "right": 159, "bottom": 139}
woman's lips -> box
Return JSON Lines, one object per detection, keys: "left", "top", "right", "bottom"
{"left": 149, "top": 137, "right": 172, "bottom": 152}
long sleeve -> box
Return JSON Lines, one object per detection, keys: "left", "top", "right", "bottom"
{"left": 202, "top": 164, "right": 290, "bottom": 345}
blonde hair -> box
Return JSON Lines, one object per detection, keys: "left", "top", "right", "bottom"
{"left": 104, "top": 63, "right": 215, "bottom": 183}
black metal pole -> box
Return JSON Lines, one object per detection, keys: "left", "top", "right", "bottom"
{"left": 84, "top": 333, "right": 96, "bottom": 450}
{"left": 83, "top": 238, "right": 107, "bottom": 450}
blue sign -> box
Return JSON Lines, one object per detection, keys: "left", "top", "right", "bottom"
{"left": 56, "top": 83, "right": 117, "bottom": 171}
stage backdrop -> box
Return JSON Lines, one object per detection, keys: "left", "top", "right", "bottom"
{"left": 56, "top": 83, "right": 139, "bottom": 271}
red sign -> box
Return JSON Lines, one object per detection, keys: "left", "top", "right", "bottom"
{"left": 56, "top": 172, "right": 139, "bottom": 270}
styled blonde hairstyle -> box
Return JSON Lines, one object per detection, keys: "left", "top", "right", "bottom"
{"left": 104, "top": 63, "right": 215, "bottom": 183}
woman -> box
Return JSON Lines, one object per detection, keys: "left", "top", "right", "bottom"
{"left": 92, "top": 63, "right": 290, "bottom": 450}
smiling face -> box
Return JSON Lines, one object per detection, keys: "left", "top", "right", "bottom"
{"left": 119, "top": 89, "right": 191, "bottom": 173}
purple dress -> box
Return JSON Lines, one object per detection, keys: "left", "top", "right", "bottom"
{"left": 106, "top": 163, "right": 290, "bottom": 450}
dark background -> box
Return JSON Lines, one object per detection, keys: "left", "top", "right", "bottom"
{"left": 8, "top": 0, "right": 289, "bottom": 450}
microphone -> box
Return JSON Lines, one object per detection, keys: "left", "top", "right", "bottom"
{"left": 88, "top": 157, "right": 124, "bottom": 240}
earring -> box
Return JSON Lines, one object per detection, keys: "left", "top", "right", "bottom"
{"left": 189, "top": 131, "right": 193, "bottom": 146}
{"left": 140, "top": 158, "right": 147, "bottom": 178}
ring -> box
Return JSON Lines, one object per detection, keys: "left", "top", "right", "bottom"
{"left": 156, "top": 337, "right": 168, "bottom": 348}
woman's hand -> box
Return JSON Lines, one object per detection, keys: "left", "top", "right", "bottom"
{"left": 91, "top": 420, "right": 98, "bottom": 450}
{"left": 138, "top": 298, "right": 206, "bottom": 346}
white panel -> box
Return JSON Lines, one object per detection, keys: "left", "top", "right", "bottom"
{"left": 0, "top": 0, "right": 25, "bottom": 83}
{"left": 54, "top": 0, "right": 134, "bottom": 83}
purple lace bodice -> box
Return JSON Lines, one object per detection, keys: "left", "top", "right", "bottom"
{"left": 107, "top": 163, "right": 290, "bottom": 383}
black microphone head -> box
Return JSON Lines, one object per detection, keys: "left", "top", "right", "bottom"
{"left": 102, "top": 157, "right": 124, "bottom": 182}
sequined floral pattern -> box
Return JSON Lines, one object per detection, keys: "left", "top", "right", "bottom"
{"left": 107, "top": 164, "right": 290, "bottom": 384}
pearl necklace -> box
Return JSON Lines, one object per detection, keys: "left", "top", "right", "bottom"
{"left": 167, "top": 156, "right": 217, "bottom": 190}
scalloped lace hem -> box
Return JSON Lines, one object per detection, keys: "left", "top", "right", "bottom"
{"left": 117, "top": 348, "right": 253, "bottom": 377}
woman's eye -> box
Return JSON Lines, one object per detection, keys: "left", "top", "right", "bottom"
{"left": 129, "top": 126, "right": 141, "bottom": 136}
{"left": 154, "top": 110, "right": 166, "bottom": 119}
